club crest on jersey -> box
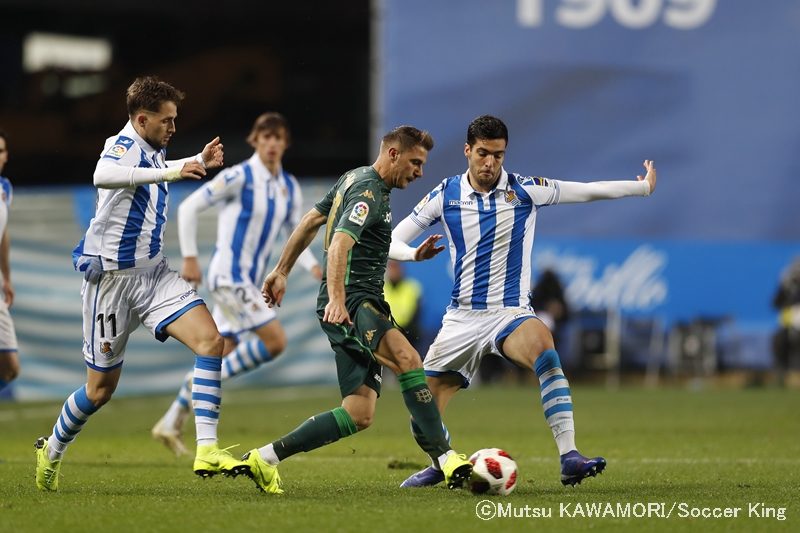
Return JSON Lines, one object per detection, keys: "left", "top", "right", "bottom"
{"left": 504, "top": 189, "right": 521, "bottom": 206}
{"left": 100, "top": 341, "right": 114, "bottom": 358}
{"left": 348, "top": 201, "right": 370, "bottom": 226}
{"left": 104, "top": 136, "right": 134, "bottom": 160}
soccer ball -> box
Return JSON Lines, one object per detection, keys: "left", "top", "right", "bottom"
{"left": 468, "top": 448, "right": 518, "bottom": 495}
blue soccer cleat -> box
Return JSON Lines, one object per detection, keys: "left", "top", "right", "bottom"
{"left": 560, "top": 450, "right": 606, "bottom": 486}
{"left": 400, "top": 465, "right": 445, "bottom": 488}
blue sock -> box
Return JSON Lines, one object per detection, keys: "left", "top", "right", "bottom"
{"left": 534, "top": 349, "right": 576, "bottom": 456}
{"left": 192, "top": 355, "right": 222, "bottom": 444}
{"left": 221, "top": 339, "right": 272, "bottom": 380}
{"left": 47, "top": 385, "right": 100, "bottom": 459}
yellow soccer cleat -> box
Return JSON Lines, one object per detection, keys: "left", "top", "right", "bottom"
{"left": 193, "top": 444, "right": 251, "bottom": 478}
{"left": 34, "top": 437, "right": 61, "bottom": 492}
{"left": 241, "top": 449, "right": 283, "bottom": 494}
{"left": 441, "top": 452, "right": 473, "bottom": 489}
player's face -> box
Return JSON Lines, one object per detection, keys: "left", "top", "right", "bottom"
{"left": 465, "top": 138, "right": 506, "bottom": 191}
{"left": 0, "top": 137, "right": 7, "bottom": 175}
{"left": 140, "top": 101, "right": 178, "bottom": 149}
{"left": 391, "top": 145, "right": 428, "bottom": 189}
{"left": 254, "top": 128, "right": 288, "bottom": 169}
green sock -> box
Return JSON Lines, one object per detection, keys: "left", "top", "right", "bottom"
{"left": 398, "top": 369, "right": 449, "bottom": 457}
{"left": 272, "top": 407, "right": 358, "bottom": 461}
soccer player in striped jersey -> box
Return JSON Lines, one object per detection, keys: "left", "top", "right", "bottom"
{"left": 391, "top": 115, "right": 657, "bottom": 488}
{"left": 239, "top": 126, "right": 473, "bottom": 494}
{"left": 34, "top": 77, "right": 249, "bottom": 491}
{"left": 151, "top": 113, "right": 322, "bottom": 456}
{"left": 0, "top": 129, "right": 20, "bottom": 396}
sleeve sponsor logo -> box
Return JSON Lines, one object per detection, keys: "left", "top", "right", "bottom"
{"left": 348, "top": 201, "right": 370, "bottom": 226}
{"left": 103, "top": 136, "right": 135, "bottom": 160}
{"left": 413, "top": 193, "right": 431, "bottom": 214}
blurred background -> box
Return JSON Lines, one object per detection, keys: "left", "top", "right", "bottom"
{"left": 1, "top": 0, "right": 799, "bottom": 400}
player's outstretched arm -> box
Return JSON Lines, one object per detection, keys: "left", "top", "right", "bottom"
{"left": 637, "top": 159, "right": 656, "bottom": 194}
{"left": 389, "top": 216, "right": 444, "bottom": 262}
{"left": 262, "top": 207, "right": 327, "bottom": 306}
{"left": 555, "top": 159, "right": 657, "bottom": 204}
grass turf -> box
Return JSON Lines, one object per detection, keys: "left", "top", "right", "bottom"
{"left": 1, "top": 385, "right": 798, "bottom": 532}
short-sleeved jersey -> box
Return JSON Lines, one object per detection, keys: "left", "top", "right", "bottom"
{"left": 410, "top": 168, "right": 561, "bottom": 310}
{"left": 73, "top": 121, "right": 171, "bottom": 271}
{"left": 314, "top": 166, "right": 392, "bottom": 310}
{"left": 189, "top": 153, "right": 303, "bottom": 288}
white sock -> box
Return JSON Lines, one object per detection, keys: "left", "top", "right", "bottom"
{"left": 258, "top": 443, "right": 280, "bottom": 465}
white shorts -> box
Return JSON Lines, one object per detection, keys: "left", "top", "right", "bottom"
{"left": 423, "top": 307, "right": 537, "bottom": 388}
{"left": 81, "top": 258, "right": 204, "bottom": 371}
{"left": 0, "top": 300, "right": 18, "bottom": 352}
{"left": 210, "top": 283, "right": 276, "bottom": 338}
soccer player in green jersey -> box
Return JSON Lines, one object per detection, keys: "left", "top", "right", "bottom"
{"left": 239, "top": 126, "right": 472, "bottom": 494}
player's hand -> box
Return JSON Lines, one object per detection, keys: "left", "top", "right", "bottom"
{"left": 201, "top": 137, "right": 224, "bottom": 169}
{"left": 310, "top": 264, "right": 323, "bottom": 281}
{"left": 262, "top": 270, "right": 287, "bottom": 307}
{"left": 181, "top": 257, "right": 202, "bottom": 287}
{"left": 76, "top": 255, "right": 103, "bottom": 284}
{"left": 2, "top": 280, "right": 14, "bottom": 308}
{"left": 323, "top": 300, "right": 352, "bottom": 326}
{"left": 414, "top": 234, "right": 445, "bottom": 261}
{"left": 637, "top": 159, "right": 656, "bottom": 194}
{"left": 180, "top": 161, "right": 207, "bottom": 181}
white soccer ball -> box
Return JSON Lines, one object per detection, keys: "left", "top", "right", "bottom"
{"left": 468, "top": 448, "right": 519, "bottom": 496}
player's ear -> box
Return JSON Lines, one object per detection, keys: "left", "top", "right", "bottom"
{"left": 464, "top": 143, "right": 471, "bottom": 158}
{"left": 388, "top": 146, "right": 399, "bottom": 162}
{"left": 134, "top": 112, "right": 147, "bottom": 128}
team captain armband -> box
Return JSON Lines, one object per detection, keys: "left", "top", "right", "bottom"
{"left": 103, "top": 136, "right": 135, "bottom": 160}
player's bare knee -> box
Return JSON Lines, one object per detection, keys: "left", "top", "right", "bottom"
{"left": 86, "top": 384, "right": 115, "bottom": 407}
{"left": 264, "top": 337, "right": 286, "bottom": 358}
{"left": 195, "top": 331, "right": 225, "bottom": 357}
{"left": 352, "top": 413, "right": 374, "bottom": 431}
{"left": 0, "top": 365, "right": 18, "bottom": 382}
{"left": 392, "top": 347, "right": 422, "bottom": 374}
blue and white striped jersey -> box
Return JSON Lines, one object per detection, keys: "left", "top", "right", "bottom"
{"left": 0, "top": 176, "right": 12, "bottom": 241}
{"left": 189, "top": 153, "right": 304, "bottom": 289}
{"left": 409, "top": 168, "right": 561, "bottom": 310}
{"left": 74, "top": 122, "right": 172, "bottom": 271}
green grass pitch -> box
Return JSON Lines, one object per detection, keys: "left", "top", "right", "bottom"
{"left": 1, "top": 385, "right": 798, "bottom": 532}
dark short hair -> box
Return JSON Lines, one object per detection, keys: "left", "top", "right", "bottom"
{"left": 382, "top": 125, "right": 434, "bottom": 152}
{"left": 126, "top": 76, "right": 185, "bottom": 116}
{"left": 247, "top": 112, "right": 291, "bottom": 146}
{"left": 467, "top": 115, "right": 508, "bottom": 146}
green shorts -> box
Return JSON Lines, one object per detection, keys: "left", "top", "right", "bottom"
{"left": 318, "top": 298, "right": 396, "bottom": 397}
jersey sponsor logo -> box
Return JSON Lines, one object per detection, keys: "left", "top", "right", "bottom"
{"left": 103, "top": 136, "right": 134, "bottom": 160}
{"left": 348, "top": 201, "right": 370, "bottom": 226}
{"left": 360, "top": 189, "right": 375, "bottom": 200}
{"left": 448, "top": 199, "right": 474, "bottom": 206}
